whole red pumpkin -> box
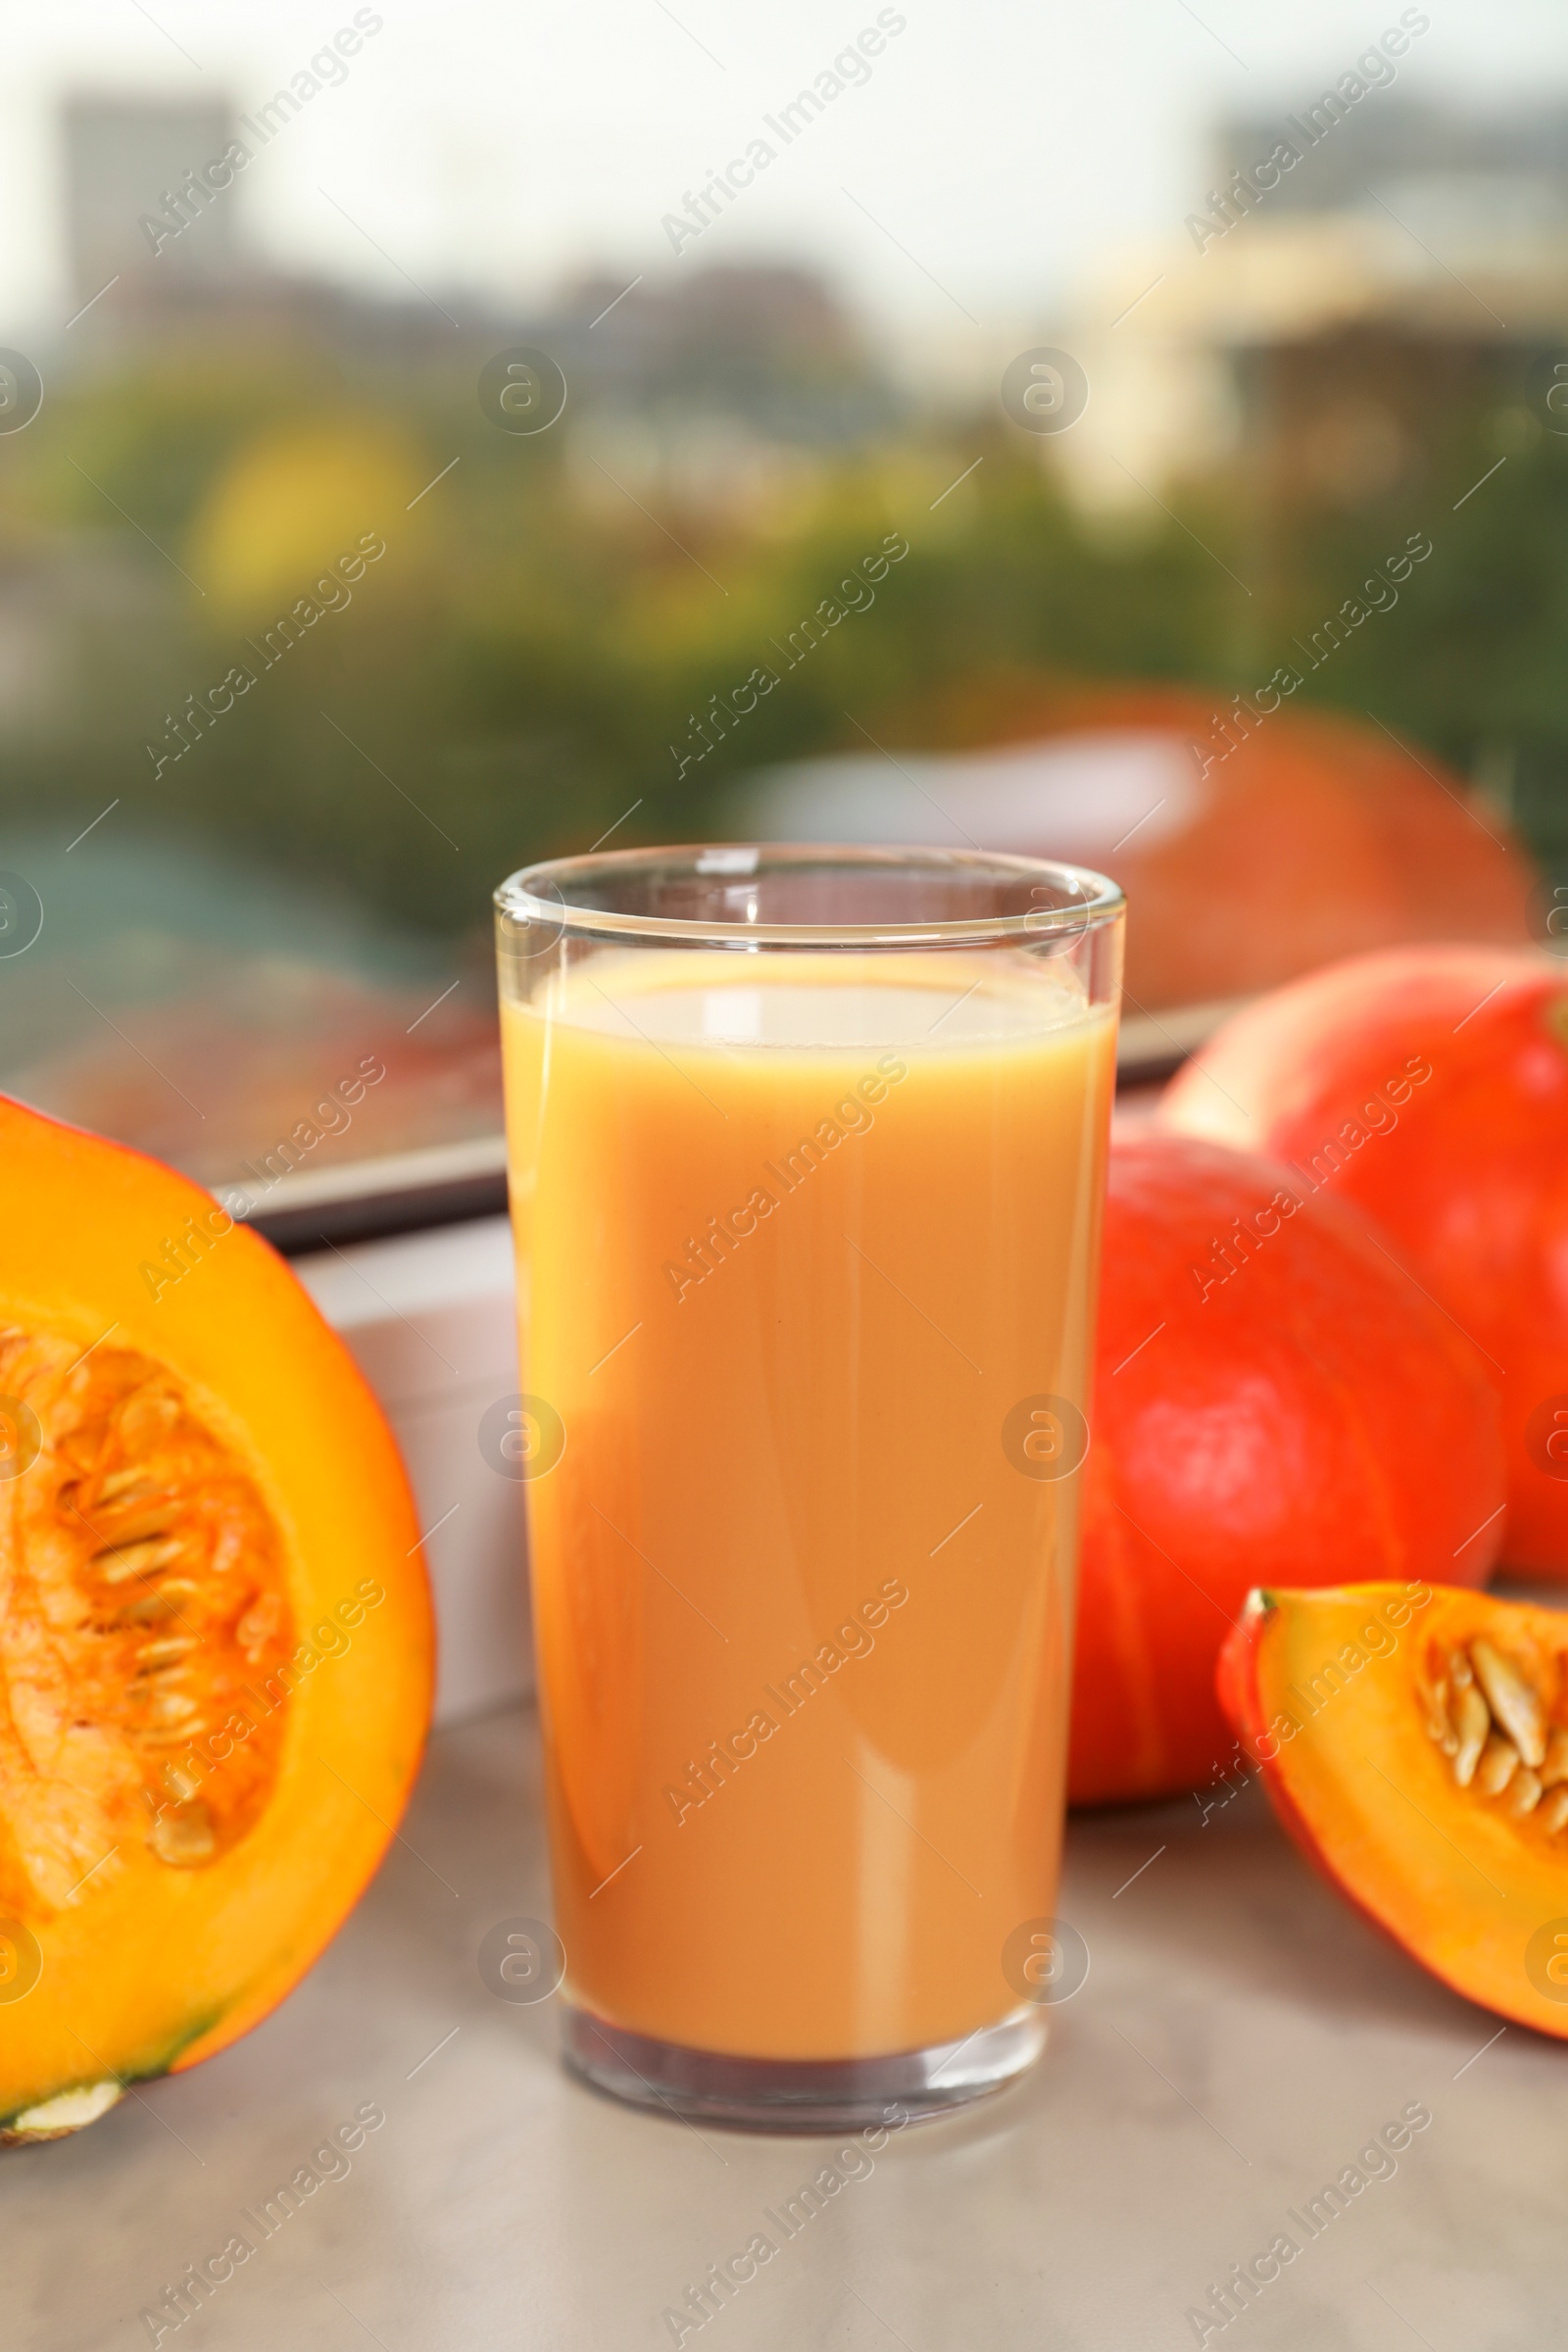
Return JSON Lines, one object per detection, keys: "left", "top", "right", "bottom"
{"left": 1160, "top": 946, "right": 1568, "bottom": 1576}
{"left": 1068, "top": 1130, "right": 1503, "bottom": 1806}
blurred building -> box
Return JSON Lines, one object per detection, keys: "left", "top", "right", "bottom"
{"left": 62, "top": 95, "right": 242, "bottom": 302}
{"left": 559, "top": 263, "right": 894, "bottom": 443}
{"left": 1060, "top": 99, "right": 1568, "bottom": 512}
{"left": 1206, "top": 99, "right": 1568, "bottom": 510}
{"left": 1215, "top": 98, "right": 1568, "bottom": 219}
{"left": 552, "top": 262, "right": 898, "bottom": 514}
{"left": 51, "top": 94, "right": 893, "bottom": 510}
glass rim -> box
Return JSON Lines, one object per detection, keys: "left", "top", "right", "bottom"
{"left": 494, "top": 843, "right": 1124, "bottom": 949}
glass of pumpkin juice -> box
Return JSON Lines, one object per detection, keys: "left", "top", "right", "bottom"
{"left": 495, "top": 846, "right": 1122, "bottom": 2128}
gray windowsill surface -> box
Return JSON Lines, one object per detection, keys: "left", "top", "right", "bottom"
{"left": 6, "top": 1700, "right": 1559, "bottom": 2351}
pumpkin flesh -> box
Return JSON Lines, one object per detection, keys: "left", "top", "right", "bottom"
{"left": 1218, "top": 1582, "right": 1568, "bottom": 2037}
{"left": 0, "top": 1096, "right": 432, "bottom": 2139}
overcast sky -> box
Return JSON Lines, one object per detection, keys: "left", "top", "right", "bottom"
{"left": 4, "top": 0, "right": 1566, "bottom": 354}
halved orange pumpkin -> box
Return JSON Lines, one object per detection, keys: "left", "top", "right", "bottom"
{"left": 0, "top": 1097, "right": 433, "bottom": 2140}
{"left": 1218, "top": 1582, "right": 1568, "bottom": 2037}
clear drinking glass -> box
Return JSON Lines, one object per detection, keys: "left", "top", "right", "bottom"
{"left": 495, "top": 846, "right": 1123, "bottom": 2130}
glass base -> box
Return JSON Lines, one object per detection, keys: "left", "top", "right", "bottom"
{"left": 561, "top": 2003, "right": 1047, "bottom": 2132}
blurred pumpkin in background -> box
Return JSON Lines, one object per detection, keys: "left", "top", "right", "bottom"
{"left": 733, "top": 675, "right": 1537, "bottom": 1009}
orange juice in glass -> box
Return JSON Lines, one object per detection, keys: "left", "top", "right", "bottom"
{"left": 495, "top": 847, "right": 1122, "bottom": 2128}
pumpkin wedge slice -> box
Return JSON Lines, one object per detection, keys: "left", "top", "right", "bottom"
{"left": 0, "top": 1096, "right": 433, "bottom": 2140}
{"left": 1217, "top": 1582, "right": 1568, "bottom": 2036}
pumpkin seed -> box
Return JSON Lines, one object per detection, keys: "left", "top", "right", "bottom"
{"left": 1423, "top": 1634, "right": 1568, "bottom": 1840}
{"left": 96, "top": 1538, "right": 180, "bottom": 1585}
{"left": 0, "top": 1320, "right": 293, "bottom": 1915}
{"left": 1540, "top": 1786, "right": 1568, "bottom": 1835}
{"left": 1539, "top": 1728, "right": 1568, "bottom": 1789}
{"left": 1475, "top": 1731, "right": 1520, "bottom": 1796}
{"left": 1422, "top": 1672, "right": 1453, "bottom": 1748}
{"left": 136, "top": 1636, "right": 195, "bottom": 1666}
{"left": 98, "top": 1468, "right": 158, "bottom": 1501}
{"left": 146, "top": 1688, "right": 198, "bottom": 1726}
{"left": 149, "top": 1801, "right": 216, "bottom": 1867}
{"left": 119, "top": 1591, "right": 176, "bottom": 1625}
{"left": 94, "top": 1501, "right": 183, "bottom": 1544}
{"left": 1451, "top": 1684, "right": 1491, "bottom": 1788}
{"left": 1470, "top": 1640, "right": 1546, "bottom": 1768}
